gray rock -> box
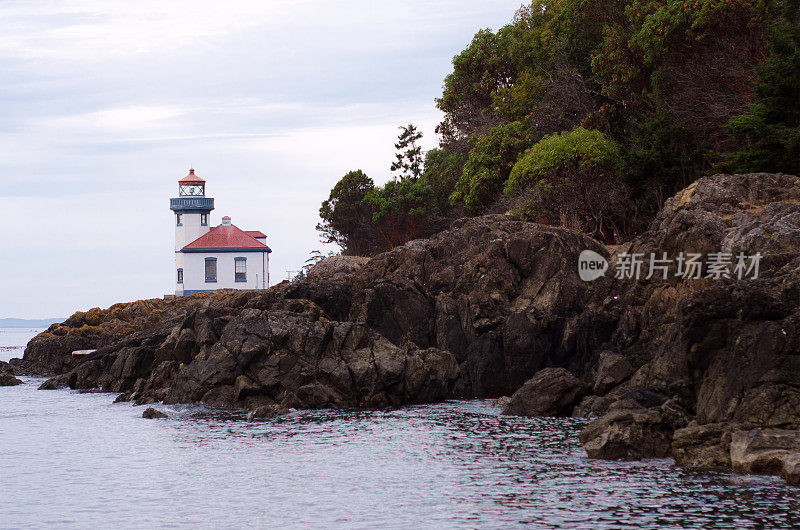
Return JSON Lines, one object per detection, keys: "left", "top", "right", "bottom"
{"left": 672, "top": 422, "right": 732, "bottom": 469}
{"left": 572, "top": 395, "right": 610, "bottom": 419}
{"left": 492, "top": 396, "right": 511, "bottom": 409}
{"left": 306, "top": 255, "right": 370, "bottom": 282}
{"left": 38, "top": 373, "right": 71, "bottom": 390}
{"left": 0, "top": 361, "right": 22, "bottom": 386}
{"left": 142, "top": 407, "right": 168, "bottom": 419}
{"left": 593, "top": 351, "right": 633, "bottom": 395}
{"left": 730, "top": 429, "right": 800, "bottom": 485}
{"left": 579, "top": 406, "right": 674, "bottom": 459}
{"left": 247, "top": 404, "right": 287, "bottom": 420}
{"left": 0, "top": 373, "right": 22, "bottom": 386}
{"left": 502, "top": 368, "right": 585, "bottom": 417}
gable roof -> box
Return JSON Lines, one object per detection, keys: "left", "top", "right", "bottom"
{"left": 182, "top": 223, "right": 271, "bottom": 252}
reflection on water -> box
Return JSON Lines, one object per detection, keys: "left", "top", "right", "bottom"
{"left": 1, "top": 329, "right": 798, "bottom": 528}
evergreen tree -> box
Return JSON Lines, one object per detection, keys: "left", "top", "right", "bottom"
{"left": 390, "top": 124, "right": 424, "bottom": 180}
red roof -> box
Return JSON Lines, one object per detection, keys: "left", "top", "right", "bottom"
{"left": 182, "top": 223, "right": 270, "bottom": 251}
{"left": 245, "top": 230, "right": 267, "bottom": 238}
{"left": 179, "top": 168, "right": 206, "bottom": 185}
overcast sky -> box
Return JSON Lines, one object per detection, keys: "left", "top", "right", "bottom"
{"left": 0, "top": 0, "right": 523, "bottom": 319}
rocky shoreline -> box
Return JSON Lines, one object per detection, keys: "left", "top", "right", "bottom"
{"left": 9, "top": 173, "right": 800, "bottom": 485}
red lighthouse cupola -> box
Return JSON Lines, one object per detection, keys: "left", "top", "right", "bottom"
{"left": 178, "top": 168, "right": 206, "bottom": 196}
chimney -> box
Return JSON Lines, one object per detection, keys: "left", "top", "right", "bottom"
{"left": 221, "top": 216, "right": 231, "bottom": 226}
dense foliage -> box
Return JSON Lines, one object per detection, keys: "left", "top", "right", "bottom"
{"left": 320, "top": 0, "right": 800, "bottom": 254}
{"left": 506, "top": 127, "right": 626, "bottom": 241}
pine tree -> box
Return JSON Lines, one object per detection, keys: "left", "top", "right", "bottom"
{"left": 390, "top": 124, "right": 424, "bottom": 180}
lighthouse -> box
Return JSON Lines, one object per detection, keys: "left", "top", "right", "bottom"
{"left": 170, "top": 169, "right": 271, "bottom": 295}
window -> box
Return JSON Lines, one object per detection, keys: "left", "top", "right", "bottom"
{"left": 201, "top": 214, "right": 208, "bottom": 226}
{"left": 205, "top": 258, "right": 217, "bottom": 282}
{"left": 177, "top": 268, "right": 183, "bottom": 284}
{"left": 235, "top": 257, "right": 246, "bottom": 282}
{"left": 176, "top": 214, "right": 182, "bottom": 226}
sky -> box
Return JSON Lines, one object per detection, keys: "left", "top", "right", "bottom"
{"left": 0, "top": 0, "right": 524, "bottom": 319}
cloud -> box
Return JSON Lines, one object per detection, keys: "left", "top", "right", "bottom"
{"left": 0, "top": 0, "right": 524, "bottom": 318}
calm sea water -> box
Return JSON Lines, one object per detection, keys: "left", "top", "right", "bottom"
{"left": 1, "top": 328, "right": 799, "bottom": 528}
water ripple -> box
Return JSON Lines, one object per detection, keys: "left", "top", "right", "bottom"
{"left": 1, "top": 384, "right": 799, "bottom": 529}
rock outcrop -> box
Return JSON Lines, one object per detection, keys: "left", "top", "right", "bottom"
{"left": 576, "top": 172, "right": 800, "bottom": 484}
{"left": 142, "top": 407, "right": 168, "bottom": 419}
{"left": 11, "top": 172, "right": 800, "bottom": 483}
{"left": 0, "top": 361, "right": 22, "bottom": 386}
{"left": 730, "top": 429, "right": 800, "bottom": 485}
{"left": 580, "top": 406, "right": 675, "bottom": 459}
{"left": 502, "top": 368, "right": 585, "bottom": 417}
{"left": 22, "top": 215, "right": 609, "bottom": 412}
{"left": 593, "top": 352, "right": 633, "bottom": 395}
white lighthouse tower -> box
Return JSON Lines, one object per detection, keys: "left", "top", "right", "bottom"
{"left": 171, "top": 169, "right": 214, "bottom": 294}
{"left": 170, "top": 169, "right": 271, "bottom": 296}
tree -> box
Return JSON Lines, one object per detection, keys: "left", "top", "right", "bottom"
{"left": 365, "top": 173, "right": 433, "bottom": 250}
{"left": 421, "top": 147, "right": 467, "bottom": 215}
{"left": 506, "top": 127, "right": 626, "bottom": 242}
{"left": 390, "top": 124, "right": 424, "bottom": 180}
{"left": 359, "top": 124, "right": 438, "bottom": 250}
{"left": 317, "top": 170, "right": 382, "bottom": 255}
{"left": 435, "top": 29, "right": 515, "bottom": 152}
{"left": 725, "top": 3, "right": 800, "bottom": 174}
{"left": 450, "top": 121, "right": 533, "bottom": 212}
{"left": 318, "top": 0, "right": 792, "bottom": 248}
{"left": 302, "top": 250, "right": 325, "bottom": 275}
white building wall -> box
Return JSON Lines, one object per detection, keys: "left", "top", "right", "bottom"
{"left": 175, "top": 252, "right": 185, "bottom": 295}
{"left": 180, "top": 251, "right": 269, "bottom": 294}
{"left": 175, "top": 211, "right": 211, "bottom": 251}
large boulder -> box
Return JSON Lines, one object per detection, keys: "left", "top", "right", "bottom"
{"left": 580, "top": 405, "right": 680, "bottom": 459}
{"left": 0, "top": 361, "right": 22, "bottom": 386}
{"left": 730, "top": 429, "right": 800, "bottom": 485}
{"left": 572, "top": 395, "right": 610, "bottom": 419}
{"left": 306, "top": 255, "right": 370, "bottom": 282}
{"left": 502, "top": 367, "right": 585, "bottom": 417}
{"left": 593, "top": 351, "right": 633, "bottom": 395}
{"left": 672, "top": 422, "right": 732, "bottom": 469}
{"left": 142, "top": 407, "right": 168, "bottom": 419}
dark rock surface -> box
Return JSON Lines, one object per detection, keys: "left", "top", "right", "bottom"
{"left": 502, "top": 368, "right": 585, "bottom": 417}
{"left": 142, "top": 407, "right": 168, "bottom": 419}
{"left": 580, "top": 406, "right": 674, "bottom": 459}
{"left": 247, "top": 404, "right": 288, "bottom": 420}
{"left": 0, "top": 361, "right": 22, "bottom": 386}
{"left": 593, "top": 352, "right": 632, "bottom": 395}
{"left": 572, "top": 395, "right": 610, "bottom": 419}
{"left": 672, "top": 422, "right": 733, "bottom": 469}
{"left": 22, "top": 218, "right": 608, "bottom": 412}
{"left": 577, "top": 172, "right": 800, "bottom": 481}
{"left": 10, "top": 173, "right": 800, "bottom": 483}
{"left": 491, "top": 396, "right": 511, "bottom": 409}
{"left": 730, "top": 429, "right": 800, "bottom": 485}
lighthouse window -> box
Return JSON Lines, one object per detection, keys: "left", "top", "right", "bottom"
{"left": 201, "top": 214, "right": 208, "bottom": 226}
{"left": 205, "top": 258, "right": 217, "bottom": 282}
{"left": 177, "top": 269, "right": 183, "bottom": 284}
{"left": 176, "top": 214, "right": 182, "bottom": 226}
{"left": 235, "top": 258, "right": 247, "bottom": 282}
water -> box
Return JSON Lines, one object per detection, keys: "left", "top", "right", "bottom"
{"left": 1, "top": 329, "right": 799, "bottom": 528}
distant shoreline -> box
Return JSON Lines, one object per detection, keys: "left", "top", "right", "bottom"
{"left": 0, "top": 318, "right": 62, "bottom": 329}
